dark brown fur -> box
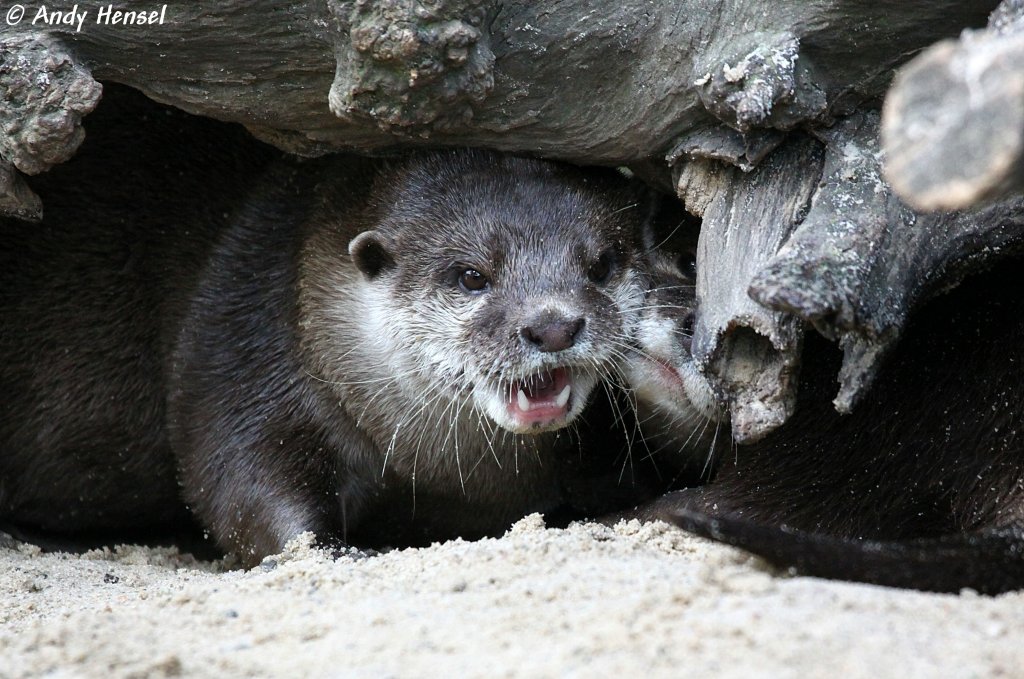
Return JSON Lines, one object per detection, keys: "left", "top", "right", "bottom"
{"left": 1, "top": 86, "right": 672, "bottom": 565}
{"left": 0, "top": 86, "right": 279, "bottom": 545}
{"left": 636, "top": 256, "right": 1024, "bottom": 593}
{"left": 167, "top": 151, "right": 658, "bottom": 565}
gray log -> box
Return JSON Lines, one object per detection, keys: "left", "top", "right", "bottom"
{"left": 753, "top": 112, "right": 1024, "bottom": 413}
{"left": 0, "top": 1, "right": 996, "bottom": 168}
{"left": 678, "top": 138, "right": 823, "bottom": 443}
{"left": 882, "top": 0, "right": 1024, "bottom": 211}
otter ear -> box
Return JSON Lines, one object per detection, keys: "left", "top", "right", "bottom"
{"left": 349, "top": 230, "right": 395, "bottom": 279}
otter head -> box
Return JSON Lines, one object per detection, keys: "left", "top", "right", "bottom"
{"left": 344, "top": 151, "right": 647, "bottom": 435}
{"left": 624, "top": 198, "right": 722, "bottom": 437}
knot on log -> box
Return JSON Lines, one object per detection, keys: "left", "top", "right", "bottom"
{"left": 693, "top": 33, "right": 827, "bottom": 133}
{"left": 328, "top": 0, "right": 496, "bottom": 134}
{"left": 750, "top": 255, "right": 867, "bottom": 340}
{"left": 0, "top": 35, "right": 102, "bottom": 175}
{"left": 0, "top": 34, "right": 100, "bottom": 221}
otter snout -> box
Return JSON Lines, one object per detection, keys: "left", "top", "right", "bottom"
{"left": 519, "top": 312, "right": 586, "bottom": 353}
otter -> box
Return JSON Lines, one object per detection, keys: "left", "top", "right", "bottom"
{"left": 549, "top": 199, "right": 722, "bottom": 519}
{"left": 622, "top": 208, "right": 723, "bottom": 474}
{"left": 168, "top": 150, "right": 655, "bottom": 565}
{"left": 627, "top": 243, "right": 1024, "bottom": 594}
{"left": 0, "top": 86, "right": 670, "bottom": 565}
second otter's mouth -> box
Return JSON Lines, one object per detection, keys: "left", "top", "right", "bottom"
{"left": 629, "top": 353, "right": 722, "bottom": 423}
{"left": 506, "top": 367, "right": 573, "bottom": 427}
{"left": 645, "top": 356, "right": 688, "bottom": 399}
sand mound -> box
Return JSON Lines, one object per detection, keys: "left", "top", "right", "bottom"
{"left": 2, "top": 516, "right": 1021, "bottom": 678}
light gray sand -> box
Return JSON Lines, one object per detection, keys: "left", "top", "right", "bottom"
{"left": 2, "top": 515, "right": 1022, "bottom": 678}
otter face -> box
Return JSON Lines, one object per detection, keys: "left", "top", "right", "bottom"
{"left": 347, "top": 152, "right": 646, "bottom": 435}
{"left": 624, "top": 205, "right": 722, "bottom": 434}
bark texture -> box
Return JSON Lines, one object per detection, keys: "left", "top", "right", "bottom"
{"left": 4, "top": 0, "right": 1023, "bottom": 440}
{"left": 1, "top": 2, "right": 996, "bottom": 167}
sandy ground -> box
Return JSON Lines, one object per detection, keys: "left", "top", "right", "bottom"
{"left": 1, "top": 515, "right": 1022, "bottom": 679}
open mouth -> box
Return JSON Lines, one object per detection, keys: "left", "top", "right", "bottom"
{"left": 633, "top": 354, "right": 722, "bottom": 422}
{"left": 646, "top": 356, "right": 688, "bottom": 397}
{"left": 506, "top": 367, "right": 573, "bottom": 427}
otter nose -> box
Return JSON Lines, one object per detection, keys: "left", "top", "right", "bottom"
{"left": 520, "top": 315, "right": 585, "bottom": 353}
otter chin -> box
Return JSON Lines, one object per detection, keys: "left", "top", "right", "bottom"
{"left": 626, "top": 320, "right": 720, "bottom": 428}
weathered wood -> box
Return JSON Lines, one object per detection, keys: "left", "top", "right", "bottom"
{"left": 683, "top": 109, "right": 1024, "bottom": 437}
{"left": 327, "top": 0, "right": 495, "bottom": 133}
{"left": 752, "top": 112, "right": 904, "bottom": 411}
{"left": 752, "top": 112, "right": 1024, "bottom": 412}
{"left": 677, "top": 138, "right": 823, "bottom": 443}
{"left": 0, "top": 2, "right": 995, "bottom": 168}
{"left": 882, "top": 0, "right": 1024, "bottom": 211}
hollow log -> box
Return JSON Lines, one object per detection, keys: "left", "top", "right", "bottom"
{"left": 683, "top": 109, "right": 1024, "bottom": 441}
{"left": 882, "top": 0, "right": 1024, "bottom": 211}
{"left": 676, "top": 138, "right": 822, "bottom": 443}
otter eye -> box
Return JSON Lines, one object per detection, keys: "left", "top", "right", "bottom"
{"left": 676, "top": 251, "right": 697, "bottom": 280}
{"left": 681, "top": 311, "right": 696, "bottom": 335}
{"left": 458, "top": 268, "right": 489, "bottom": 294}
{"left": 587, "top": 251, "right": 614, "bottom": 285}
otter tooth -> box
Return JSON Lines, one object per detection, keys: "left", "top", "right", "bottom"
{"left": 517, "top": 388, "right": 531, "bottom": 412}
{"left": 555, "top": 384, "right": 571, "bottom": 408}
